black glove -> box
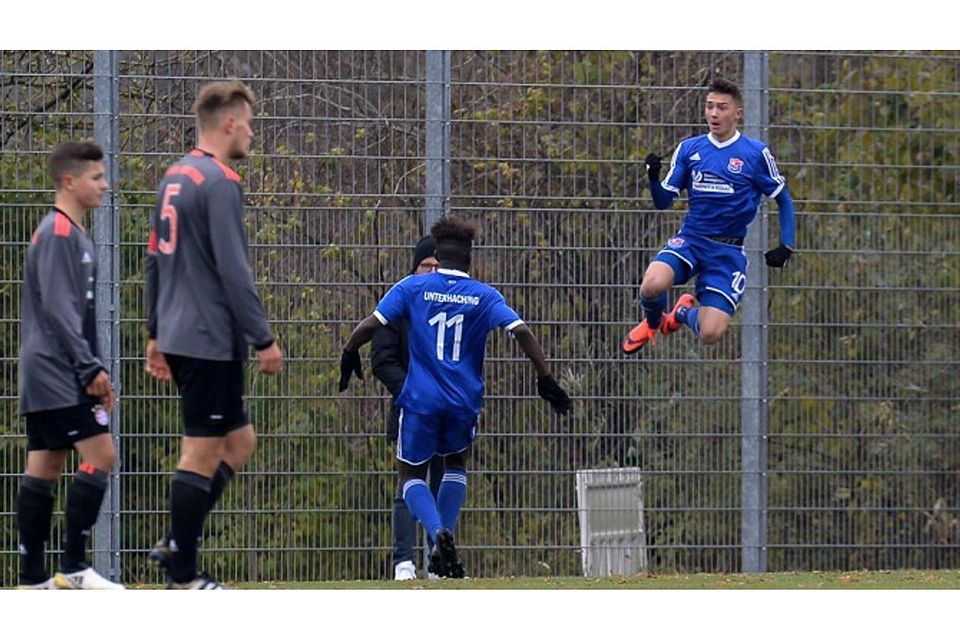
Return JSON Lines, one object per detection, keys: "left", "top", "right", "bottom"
{"left": 537, "top": 375, "right": 572, "bottom": 415}
{"left": 338, "top": 349, "right": 363, "bottom": 392}
{"left": 645, "top": 153, "right": 662, "bottom": 182}
{"left": 764, "top": 243, "right": 793, "bottom": 268}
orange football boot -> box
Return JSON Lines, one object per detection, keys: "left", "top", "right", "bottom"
{"left": 660, "top": 293, "right": 696, "bottom": 335}
{"left": 622, "top": 317, "right": 660, "bottom": 353}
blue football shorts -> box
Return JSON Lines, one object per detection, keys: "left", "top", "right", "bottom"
{"left": 396, "top": 408, "right": 479, "bottom": 465}
{"left": 653, "top": 232, "right": 749, "bottom": 314}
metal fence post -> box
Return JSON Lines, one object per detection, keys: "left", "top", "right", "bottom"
{"left": 425, "top": 50, "right": 451, "bottom": 229}
{"left": 422, "top": 50, "right": 452, "bottom": 570}
{"left": 423, "top": 51, "right": 450, "bottom": 566}
{"left": 741, "top": 51, "right": 770, "bottom": 573}
{"left": 93, "top": 49, "right": 122, "bottom": 582}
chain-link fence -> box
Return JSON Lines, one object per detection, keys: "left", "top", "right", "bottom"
{"left": 1, "top": 50, "right": 957, "bottom": 585}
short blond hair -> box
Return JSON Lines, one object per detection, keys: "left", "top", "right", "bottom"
{"left": 192, "top": 80, "right": 255, "bottom": 131}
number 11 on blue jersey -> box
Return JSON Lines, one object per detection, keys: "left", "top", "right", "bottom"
{"left": 429, "top": 311, "right": 464, "bottom": 361}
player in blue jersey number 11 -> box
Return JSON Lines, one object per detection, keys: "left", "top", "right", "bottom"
{"left": 339, "top": 216, "right": 572, "bottom": 578}
{"left": 623, "top": 77, "right": 796, "bottom": 353}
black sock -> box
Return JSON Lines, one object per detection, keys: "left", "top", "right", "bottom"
{"left": 17, "top": 475, "right": 55, "bottom": 583}
{"left": 165, "top": 461, "right": 234, "bottom": 543}
{"left": 168, "top": 470, "right": 212, "bottom": 583}
{"left": 207, "top": 461, "right": 236, "bottom": 511}
{"left": 61, "top": 465, "right": 108, "bottom": 572}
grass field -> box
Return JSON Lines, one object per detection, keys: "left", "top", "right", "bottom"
{"left": 18, "top": 569, "right": 953, "bottom": 590}
{"left": 207, "top": 569, "right": 960, "bottom": 589}
{"left": 13, "top": 571, "right": 950, "bottom": 640}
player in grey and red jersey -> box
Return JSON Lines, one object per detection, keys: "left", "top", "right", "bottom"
{"left": 144, "top": 80, "right": 282, "bottom": 590}
{"left": 16, "top": 141, "right": 124, "bottom": 590}
{"left": 146, "top": 149, "right": 274, "bottom": 359}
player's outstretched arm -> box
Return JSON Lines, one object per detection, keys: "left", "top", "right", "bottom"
{"left": 510, "top": 324, "right": 549, "bottom": 376}
{"left": 765, "top": 186, "right": 797, "bottom": 268}
{"left": 338, "top": 314, "right": 382, "bottom": 391}
{"left": 510, "top": 324, "right": 572, "bottom": 415}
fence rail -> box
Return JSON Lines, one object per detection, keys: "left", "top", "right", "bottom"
{"left": 1, "top": 50, "right": 958, "bottom": 585}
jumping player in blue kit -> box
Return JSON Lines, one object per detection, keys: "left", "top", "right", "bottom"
{"left": 339, "top": 216, "right": 572, "bottom": 578}
{"left": 622, "top": 77, "right": 796, "bottom": 352}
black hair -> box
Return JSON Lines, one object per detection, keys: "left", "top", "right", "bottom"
{"left": 707, "top": 77, "right": 742, "bottom": 106}
{"left": 430, "top": 216, "right": 476, "bottom": 267}
{"left": 48, "top": 141, "right": 104, "bottom": 188}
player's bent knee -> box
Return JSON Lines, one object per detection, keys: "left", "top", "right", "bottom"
{"left": 223, "top": 425, "right": 256, "bottom": 469}
{"left": 640, "top": 262, "right": 675, "bottom": 298}
{"left": 232, "top": 425, "right": 256, "bottom": 453}
{"left": 76, "top": 433, "right": 117, "bottom": 471}
{"left": 86, "top": 449, "right": 117, "bottom": 472}
{"left": 639, "top": 281, "right": 668, "bottom": 300}
{"left": 96, "top": 452, "right": 118, "bottom": 472}
{"left": 178, "top": 438, "right": 227, "bottom": 477}
{"left": 699, "top": 326, "right": 727, "bottom": 344}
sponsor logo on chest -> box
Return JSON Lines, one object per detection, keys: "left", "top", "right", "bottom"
{"left": 691, "top": 170, "right": 735, "bottom": 194}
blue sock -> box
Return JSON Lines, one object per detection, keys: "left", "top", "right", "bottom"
{"left": 640, "top": 292, "right": 667, "bottom": 328}
{"left": 402, "top": 479, "right": 443, "bottom": 542}
{"left": 678, "top": 306, "right": 701, "bottom": 336}
{"left": 437, "top": 469, "right": 467, "bottom": 532}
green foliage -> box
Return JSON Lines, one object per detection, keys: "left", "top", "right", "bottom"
{"left": 1, "top": 50, "right": 958, "bottom": 584}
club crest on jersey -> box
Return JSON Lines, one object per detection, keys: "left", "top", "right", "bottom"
{"left": 727, "top": 157, "right": 744, "bottom": 173}
{"left": 667, "top": 236, "right": 685, "bottom": 248}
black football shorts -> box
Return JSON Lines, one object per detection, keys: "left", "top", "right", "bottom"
{"left": 165, "top": 354, "right": 250, "bottom": 437}
{"left": 25, "top": 401, "right": 111, "bottom": 451}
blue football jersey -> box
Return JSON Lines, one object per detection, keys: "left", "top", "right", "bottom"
{"left": 374, "top": 268, "right": 523, "bottom": 415}
{"left": 661, "top": 131, "right": 785, "bottom": 238}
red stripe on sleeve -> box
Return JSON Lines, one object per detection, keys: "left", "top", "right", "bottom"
{"left": 54, "top": 212, "right": 72, "bottom": 237}
{"left": 212, "top": 158, "right": 241, "bottom": 182}
{"left": 164, "top": 163, "right": 204, "bottom": 185}
{"left": 181, "top": 165, "right": 206, "bottom": 186}
{"left": 147, "top": 229, "right": 158, "bottom": 254}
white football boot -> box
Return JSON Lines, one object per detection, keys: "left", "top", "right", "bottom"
{"left": 54, "top": 566, "right": 125, "bottom": 590}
